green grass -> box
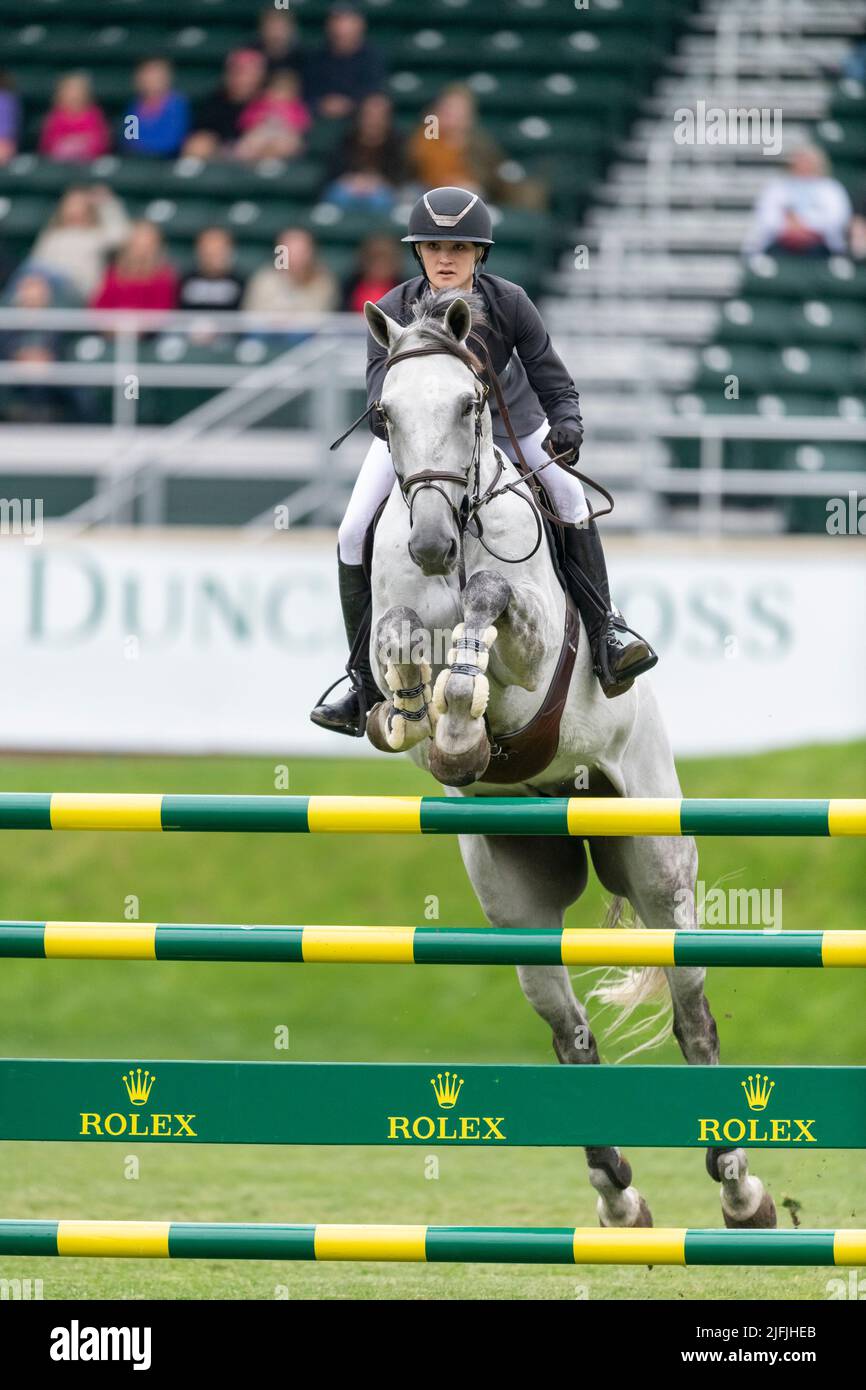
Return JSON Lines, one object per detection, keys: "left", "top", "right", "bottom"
{"left": 0, "top": 742, "right": 864, "bottom": 1300}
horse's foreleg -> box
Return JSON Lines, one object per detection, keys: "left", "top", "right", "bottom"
{"left": 429, "top": 570, "right": 547, "bottom": 785}
{"left": 367, "top": 605, "right": 435, "bottom": 753}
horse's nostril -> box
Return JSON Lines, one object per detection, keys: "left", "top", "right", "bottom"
{"left": 409, "top": 533, "right": 458, "bottom": 574}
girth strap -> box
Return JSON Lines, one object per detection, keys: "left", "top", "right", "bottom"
{"left": 479, "top": 600, "right": 581, "bottom": 785}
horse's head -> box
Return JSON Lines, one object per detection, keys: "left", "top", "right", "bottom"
{"left": 364, "top": 291, "right": 488, "bottom": 577}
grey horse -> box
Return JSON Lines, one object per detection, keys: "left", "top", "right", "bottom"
{"left": 363, "top": 291, "right": 776, "bottom": 1231}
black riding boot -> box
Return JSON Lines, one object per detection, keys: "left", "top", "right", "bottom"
{"left": 563, "top": 521, "right": 657, "bottom": 698}
{"left": 310, "top": 556, "right": 382, "bottom": 737}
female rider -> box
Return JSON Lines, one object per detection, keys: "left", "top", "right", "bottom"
{"left": 312, "top": 186, "right": 656, "bottom": 737}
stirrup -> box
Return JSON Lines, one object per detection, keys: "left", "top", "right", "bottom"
{"left": 311, "top": 667, "right": 370, "bottom": 738}
{"left": 593, "top": 615, "right": 658, "bottom": 697}
{"left": 610, "top": 614, "right": 658, "bottom": 670}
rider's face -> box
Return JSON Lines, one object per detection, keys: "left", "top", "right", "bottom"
{"left": 418, "top": 241, "right": 479, "bottom": 291}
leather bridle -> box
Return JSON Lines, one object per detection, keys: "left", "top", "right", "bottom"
{"left": 330, "top": 334, "right": 614, "bottom": 571}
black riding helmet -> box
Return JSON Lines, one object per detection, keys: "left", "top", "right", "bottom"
{"left": 402, "top": 187, "right": 495, "bottom": 279}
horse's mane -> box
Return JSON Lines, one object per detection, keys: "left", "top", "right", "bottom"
{"left": 398, "top": 288, "right": 487, "bottom": 376}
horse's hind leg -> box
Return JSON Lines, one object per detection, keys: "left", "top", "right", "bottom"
{"left": 458, "top": 825, "right": 653, "bottom": 1229}
{"left": 590, "top": 833, "right": 777, "bottom": 1230}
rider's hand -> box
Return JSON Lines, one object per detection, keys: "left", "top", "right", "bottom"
{"left": 543, "top": 423, "right": 583, "bottom": 463}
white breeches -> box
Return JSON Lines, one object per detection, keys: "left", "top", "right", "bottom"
{"left": 337, "top": 420, "right": 589, "bottom": 564}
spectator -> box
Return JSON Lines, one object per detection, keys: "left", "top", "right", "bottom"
{"left": 0, "top": 242, "right": 14, "bottom": 292}
{"left": 234, "top": 71, "right": 310, "bottom": 162}
{"left": 406, "top": 84, "right": 506, "bottom": 198}
{"left": 341, "top": 234, "right": 402, "bottom": 313}
{"left": 90, "top": 222, "right": 178, "bottom": 311}
{"left": 324, "top": 93, "right": 406, "bottom": 210}
{"left": 1, "top": 273, "right": 61, "bottom": 358}
{"left": 304, "top": 4, "right": 386, "bottom": 120}
{"left": 0, "top": 274, "right": 76, "bottom": 424}
{"left": 850, "top": 186, "right": 866, "bottom": 260}
{"left": 243, "top": 226, "right": 338, "bottom": 313}
{"left": 125, "top": 58, "right": 190, "bottom": 158}
{"left": 27, "top": 186, "right": 130, "bottom": 301}
{"left": 743, "top": 146, "right": 853, "bottom": 257}
{"left": 841, "top": 41, "right": 866, "bottom": 84}
{"left": 256, "top": 6, "right": 305, "bottom": 81}
{"left": 38, "top": 73, "right": 112, "bottom": 162}
{"left": 179, "top": 227, "right": 245, "bottom": 310}
{"left": 185, "top": 49, "right": 267, "bottom": 159}
{"left": 0, "top": 72, "right": 20, "bottom": 165}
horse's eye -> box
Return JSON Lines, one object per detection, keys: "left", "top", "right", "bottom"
{"left": 461, "top": 399, "right": 474, "bottom": 416}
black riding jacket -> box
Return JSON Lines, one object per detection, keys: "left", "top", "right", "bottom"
{"left": 366, "top": 271, "right": 583, "bottom": 445}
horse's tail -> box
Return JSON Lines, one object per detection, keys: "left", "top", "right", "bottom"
{"left": 585, "top": 896, "right": 673, "bottom": 1059}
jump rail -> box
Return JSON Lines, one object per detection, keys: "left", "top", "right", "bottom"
{"left": 2, "top": 922, "right": 864, "bottom": 967}
{"left": 1, "top": 1221, "right": 863, "bottom": 1266}
{"left": 0, "top": 794, "right": 863, "bottom": 836}
{"left": 2, "top": 1059, "right": 864, "bottom": 1149}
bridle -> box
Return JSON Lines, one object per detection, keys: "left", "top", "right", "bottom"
{"left": 330, "top": 335, "right": 614, "bottom": 573}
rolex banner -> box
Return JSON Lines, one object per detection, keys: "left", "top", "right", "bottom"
{"left": 0, "top": 1060, "right": 864, "bottom": 1149}
{"left": 0, "top": 533, "right": 863, "bottom": 757}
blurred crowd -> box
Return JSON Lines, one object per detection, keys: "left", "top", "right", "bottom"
{"left": 20, "top": 5, "right": 535, "bottom": 208}
{"left": 0, "top": 2, "right": 863, "bottom": 426}
{"left": 0, "top": 5, "right": 546, "bottom": 320}
{"left": 1, "top": 1, "right": 546, "bottom": 421}
{"left": 12, "top": 186, "right": 397, "bottom": 316}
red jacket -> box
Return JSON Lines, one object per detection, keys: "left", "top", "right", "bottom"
{"left": 39, "top": 106, "right": 111, "bottom": 161}
{"left": 90, "top": 265, "right": 178, "bottom": 311}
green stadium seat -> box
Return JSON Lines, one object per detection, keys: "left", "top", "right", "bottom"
{"left": 692, "top": 345, "right": 770, "bottom": 391}
{"left": 0, "top": 192, "right": 57, "bottom": 236}
{"left": 716, "top": 299, "right": 792, "bottom": 344}
{"left": 741, "top": 257, "right": 866, "bottom": 301}
{"left": 774, "top": 345, "right": 861, "bottom": 394}
{"left": 717, "top": 297, "right": 865, "bottom": 348}
{"left": 788, "top": 300, "right": 865, "bottom": 346}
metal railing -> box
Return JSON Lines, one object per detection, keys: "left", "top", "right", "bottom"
{"left": 0, "top": 307, "right": 367, "bottom": 526}
{"left": 0, "top": 308, "right": 862, "bottom": 535}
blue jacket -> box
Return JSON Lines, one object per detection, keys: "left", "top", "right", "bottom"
{"left": 129, "top": 92, "right": 190, "bottom": 157}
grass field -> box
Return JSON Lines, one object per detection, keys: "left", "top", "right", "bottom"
{"left": 0, "top": 742, "right": 864, "bottom": 1301}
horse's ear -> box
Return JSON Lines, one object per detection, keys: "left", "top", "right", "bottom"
{"left": 364, "top": 301, "right": 401, "bottom": 349}
{"left": 444, "top": 296, "right": 472, "bottom": 344}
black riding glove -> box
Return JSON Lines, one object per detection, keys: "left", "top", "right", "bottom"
{"left": 543, "top": 423, "right": 583, "bottom": 463}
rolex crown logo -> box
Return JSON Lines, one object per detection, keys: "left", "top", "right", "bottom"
{"left": 741, "top": 1073, "right": 774, "bottom": 1111}
{"left": 430, "top": 1071, "right": 464, "bottom": 1110}
{"left": 122, "top": 1068, "right": 155, "bottom": 1106}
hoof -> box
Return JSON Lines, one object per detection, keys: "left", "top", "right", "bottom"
{"left": 428, "top": 732, "right": 491, "bottom": 787}
{"left": 365, "top": 701, "right": 393, "bottom": 753}
{"left": 599, "top": 1194, "right": 654, "bottom": 1229}
{"left": 723, "top": 1189, "right": 778, "bottom": 1229}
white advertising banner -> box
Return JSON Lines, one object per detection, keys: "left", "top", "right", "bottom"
{"left": 0, "top": 532, "right": 862, "bottom": 757}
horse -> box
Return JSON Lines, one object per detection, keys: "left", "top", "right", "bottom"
{"left": 361, "top": 288, "right": 776, "bottom": 1231}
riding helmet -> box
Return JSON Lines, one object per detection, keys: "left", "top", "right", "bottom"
{"left": 402, "top": 187, "right": 495, "bottom": 271}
